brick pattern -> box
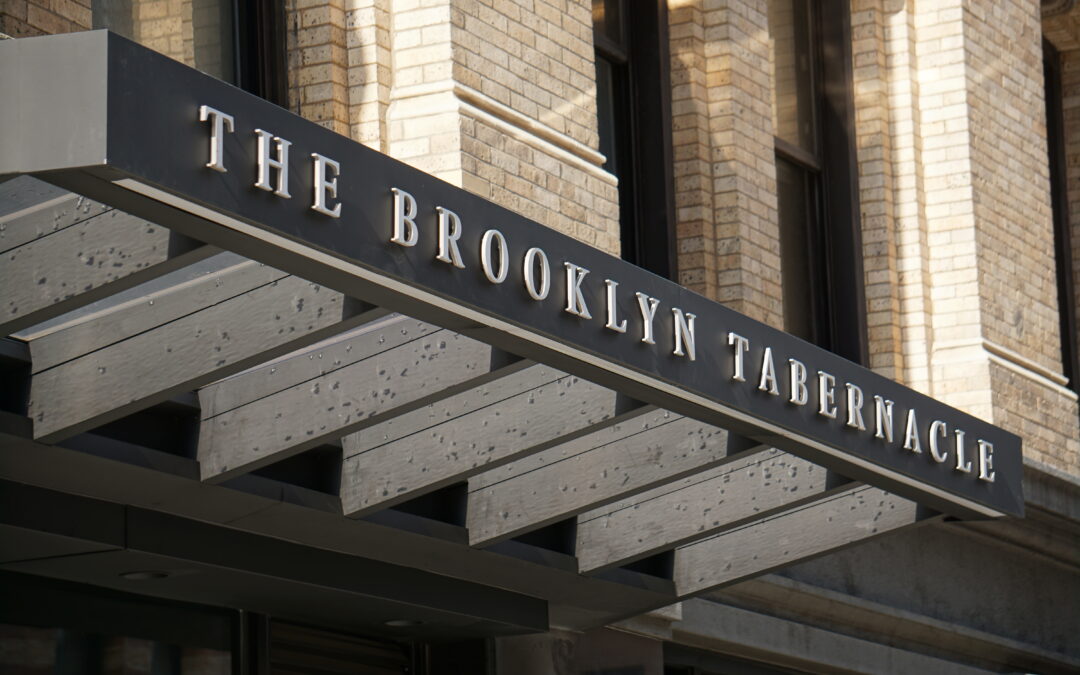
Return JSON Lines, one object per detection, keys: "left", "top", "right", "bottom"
{"left": 131, "top": 0, "right": 195, "bottom": 67}
{"left": 991, "top": 362, "right": 1080, "bottom": 474}
{"left": 382, "top": 1, "right": 463, "bottom": 185}
{"left": 886, "top": 0, "right": 935, "bottom": 396}
{"left": 1, "top": 0, "right": 90, "bottom": 37}
{"left": 347, "top": 0, "right": 619, "bottom": 245}
{"left": 670, "top": 0, "right": 782, "bottom": 327}
{"left": 850, "top": 0, "right": 904, "bottom": 381}
{"left": 966, "top": 0, "right": 1060, "bottom": 375}
{"left": 345, "top": 0, "right": 391, "bottom": 151}
{"left": 451, "top": 0, "right": 615, "bottom": 243}
{"left": 669, "top": 2, "right": 718, "bottom": 300}
{"left": 286, "top": 0, "right": 351, "bottom": 134}
{"left": 450, "top": 0, "right": 597, "bottom": 152}
{"left": 1042, "top": 3, "right": 1080, "bottom": 51}
{"left": 711, "top": 0, "right": 782, "bottom": 328}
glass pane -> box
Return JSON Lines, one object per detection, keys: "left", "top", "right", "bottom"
{"left": 92, "top": 0, "right": 236, "bottom": 83}
{"left": 769, "top": 0, "right": 817, "bottom": 154}
{"left": 592, "top": 0, "right": 623, "bottom": 46}
{"left": 777, "top": 157, "right": 816, "bottom": 341}
{"left": 595, "top": 55, "right": 619, "bottom": 175}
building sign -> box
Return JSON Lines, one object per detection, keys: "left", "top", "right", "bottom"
{"left": 0, "top": 32, "right": 1022, "bottom": 517}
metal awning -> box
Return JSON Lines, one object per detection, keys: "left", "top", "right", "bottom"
{"left": 0, "top": 31, "right": 1022, "bottom": 637}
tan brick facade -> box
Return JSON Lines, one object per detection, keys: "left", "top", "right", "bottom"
{"left": 1, "top": 0, "right": 90, "bottom": 37}
{"left": 670, "top": 0, "right": 783, "bottom": 328}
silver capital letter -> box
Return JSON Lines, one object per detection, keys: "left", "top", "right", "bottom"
{"left": 480, "top": 229, "right": 508, "bottom": 283}
{"left": 563, "top": 263, "right": 592, "bottom": 319}
{"left": 817, "top": 371, "right": 837, "bottom": 419}
{"left": 789, "top": 359, "right": 808, "bottom": 405}
{"left": 604, "top": 280, "right": 627, "bottom": 333}
{"left": 758, "top": 347, "right": 778, "bottom": 394}
{"left": 672, "top": 308, "right": 697, "bottom": 360}
{"left": 873, "top": 395, "right": 894, "bottom": 443}
{"left": 390, "top": 188, "right": 418, "bottom": 246}
{"left": 728, "top": 333, "right": 749, "bottom": 381}
{"left": 254, "top": 129, "right": 291, "bottom": 198}
{"left": 954, "top": 428, "right": 972, "bottom": 473}
{"left": 903, "top": 409, "right": 922, "bottom": 453}
{"left": 636, "top": 293, "right": 661, "bottom": 345}
{"left": 311, "top": 153, "right": 341, "bottom": 217}
{"left": 977, "top": 440, "right": 996, "bottom": 482}
{"left": 199, "top": 105, "right": 234, "bottom": 173}
{"left": 435, "top": 207, "right": 465, "bottom": 268}
{"left": 524, "top": 247, "right": 550, "bottom": 300}
{"left": 845, "top": 383, "right": 866, "bottom": 430}
{"left": 929, "top": 420, "right": 949, "bottom": 463}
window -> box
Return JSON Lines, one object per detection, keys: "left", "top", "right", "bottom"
{"left": 769, "top": 0, "right": 866, "bottom": 364}
{"left": 593, "top": 0, "right": 677, "bottom": 279}
{"left": 91, "top": 0, "right": 287, "bottom": 106}
{"left": 1044, "top": 40, "right": 1079, "bottom": 396}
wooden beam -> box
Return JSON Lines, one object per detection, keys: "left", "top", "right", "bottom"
{"left": 575, "top": 449, "right": 849, "bottom": 573}
{"left": 197, "top": 325, "right": 529, "bottom": 483}
{"left": 673, "top": 486, "right": 932, "bottom": 597}
{"left": 28, "top": 263, "right": 382, "bottom": 443}
{"left": 340, "top": 367, "right": 649, "bottom": 517}
{"left": 1, "top": 177, "right": 108, "bottom": 252}
{"left": 466, "top": 416, "right": 758, "bottom": 548}
{"left": 2, "top": 180, "right": 213, "bottom": 335}
{"left": 25, "top": 254, "right": 264, "bottom": 369}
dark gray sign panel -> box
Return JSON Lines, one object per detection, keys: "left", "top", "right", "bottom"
{"left": 0, "top": 31, "right": 1023, "bottom": 518}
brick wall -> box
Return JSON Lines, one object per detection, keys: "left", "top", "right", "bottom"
{"left": 850, "top": 0, "right": 903, "bottom": 381}
{"left": 669, "top": 0, "right": 782, "bottom": 328}
{"left": 1, "top": 0, "right": 90, "bottom": 37}
{"left": 286, "top": 0, "right": 350, "bottom": 134}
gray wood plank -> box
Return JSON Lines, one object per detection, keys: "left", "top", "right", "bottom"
{"left": 2, "top": 206, "right": 214, "bottom": 335}
{"left": 340, "top": 363, "right": 562, "bottom": 456}
{"left": 466, "top": 415, "right": 753, "bottom": 547}
{"left": 0, "top": 178, "right": 110, "bottom": 253}
{"left": 198, "top": 330, "right": 513, "bottom": 483}
{"left": 29, "top": 275, "right": 380, "bottom": 443}
{"left": 27, "top": 256, "right": 276, "bottom": 371}
{"left": 673, "top": 486, "right": 927, "bottom": 597}
{"left": 576, "top": 449, "right": 845, "bottom": 573}
{"left": 340, "top": 368, "right": 644, "bottom": 518}
{"left": 198, "top": 314, "right": 437, "bottom": 419}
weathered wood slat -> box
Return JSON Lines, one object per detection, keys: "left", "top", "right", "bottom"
{"left": 2, "top": 202, "right": 213, "bottom": 335}
{"left": 466, "top": 414, "right": 754, "bottom": 548}
{"left": 0, "top": 177, "right": 109, "bottom": 253}
{"left": 340, "top": 368, "right": 645, "bottom": 518}
{"left": 29, "top": 274, "right": 380, "bottom": 443}
{"left": 197, "top": 329, "right": 521, "bottom": 483}
{"left": 197, "top": 314, "right": 437, "bottom": 419}
{"left": 27, "top": 255, "right": 272, "bottom": 371}
{"left": 576, "top": 449, "right": 846, "bottom": 573}
{"left": 673, "top": 486, "right": 926, "bottom": 597}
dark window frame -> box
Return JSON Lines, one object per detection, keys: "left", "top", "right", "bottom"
{"left": 773, "top": 0, "right": 867, "bottom": 365}
{"left": 593, "top": 0, "right": 678, "bottom": 280}
{"left": 234, "top": 0, "right": 289, "bottom": 108}
{"left": 1044, "top": 39, "right": 1079, "bottom": 395}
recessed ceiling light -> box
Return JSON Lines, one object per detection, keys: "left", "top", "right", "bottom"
{"left": 119, "top": 570, "right": 170, "bottom": 581}
{"left": 384, "top": 619, "right": 423, "bottom": 628}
